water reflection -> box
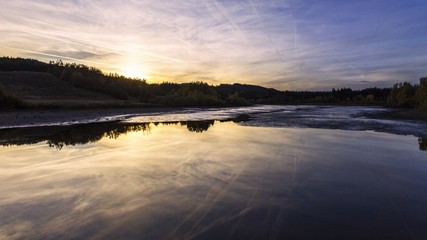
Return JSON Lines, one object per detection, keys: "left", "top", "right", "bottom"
{"left": 0, "top": 121, "right": 151, "bottom": 149}
{"left": 0, "top": 120, "right": 222, "bottom": 150}
{"left": 419, "top": 137, "right": 427, "bottom": 151}
{"left": 0, "top": 122, "right": 427, "bottom": 239}
{"left": 159, "top": 120, "right": 215, "bottom": 133}
{"left": 1, "top": 118, "right": 426, "bottom": 152}
{"left": 0, "top": 114, "right": 251, "bottom": 150}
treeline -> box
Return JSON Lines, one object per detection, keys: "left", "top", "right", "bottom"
{"left": 0, "top": 57, "right": 395, "bottom": 108}
{"left": 386, "top": 78, "right": 427, "bottom": 109}
{"left": 258, "top": 87, "right": 390, "bottom": 105}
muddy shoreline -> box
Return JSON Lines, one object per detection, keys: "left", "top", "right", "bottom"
{"left": 0, "top": 107, "right": 180, "bottom": 129}
{"left": 362, "top": 108, "right": 427, "bottom": 122}
{"left": 1, "top": 106, "right": 426, "bottom": 130}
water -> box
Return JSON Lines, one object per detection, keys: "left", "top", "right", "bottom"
{"left": 1, "top": 106, "right": 427, "bottom": 239}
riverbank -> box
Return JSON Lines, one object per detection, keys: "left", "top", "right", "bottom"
{"left": 0, "top": 107, "right": 179, "bottom": 129}
{"left": 363, "top": 108, "right": 427, "bottom": 122}
{"left": 1, "top": 105, "right": 426, "bottom": 130}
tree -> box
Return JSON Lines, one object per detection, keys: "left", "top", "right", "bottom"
{"left": 416, "top": 77, "right": 427, "bottom": 109}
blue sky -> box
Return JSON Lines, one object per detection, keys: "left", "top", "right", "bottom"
{"left": 1, "top": 0, "right": 426, "bottom": 90}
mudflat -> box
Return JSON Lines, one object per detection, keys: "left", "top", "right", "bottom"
{"left": 0, "top": 108, "right": 177, "bottom": 129}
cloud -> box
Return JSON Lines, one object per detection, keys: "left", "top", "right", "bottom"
{"left": 0, "top": 0, "right": 426, "bottom": 89}
{"left": 44, "top": 50, "right": 98, "bottom": 60}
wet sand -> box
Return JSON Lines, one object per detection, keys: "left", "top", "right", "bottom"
{"left": 1, "top": 106, "right": 426, "bottom": 130}
{"left": 0, "top": 107, "right": 179, "bottom": 129}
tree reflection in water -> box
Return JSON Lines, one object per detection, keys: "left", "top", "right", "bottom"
{"left": 419, "top": 137, "right": 427, "bottom": 151}
{"left": 0, "top": 120, "right": 219, "bottom": 150}
{"left": 0, "top": 115, "right": 425, "bottom": 152}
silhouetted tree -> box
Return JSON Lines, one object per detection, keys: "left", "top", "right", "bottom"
{"left": 415, "top": 77, "right": 427, "bottom": 109}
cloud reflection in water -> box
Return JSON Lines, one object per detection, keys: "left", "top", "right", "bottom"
{"left": 0, "top": 121, "right": 427, "bottom": 239}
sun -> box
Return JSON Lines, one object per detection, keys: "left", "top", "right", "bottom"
{"left": 121, "top": 64, "right": 145, "bottom": 79}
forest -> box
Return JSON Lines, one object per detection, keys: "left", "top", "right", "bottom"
{"left": 386, "top": 79, "right": 427, "bottom": 109}
{"left": 0, "top": 57, "right": 424, "bottom": 109}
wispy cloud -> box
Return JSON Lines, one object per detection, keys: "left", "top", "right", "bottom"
{"left": 0, "top": 0, "right": 426, "bottom": 89}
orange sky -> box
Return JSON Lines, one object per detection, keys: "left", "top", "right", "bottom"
{"left": 1, "top": 0, "right": 427, "bottom": 90}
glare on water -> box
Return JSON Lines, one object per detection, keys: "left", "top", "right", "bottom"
{"left": 0, "top": 120, "right": 426, "bottom": 239}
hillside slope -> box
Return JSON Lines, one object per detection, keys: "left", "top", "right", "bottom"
{"left": 0, "top": 72, "right": 127, "bottom": 108}
{"left": 0, "top": 57, "right": 394, "bottom": 109}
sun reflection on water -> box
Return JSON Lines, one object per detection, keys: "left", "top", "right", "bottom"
{"left": 0, "top": 121, "right": 426, "bottom": 239}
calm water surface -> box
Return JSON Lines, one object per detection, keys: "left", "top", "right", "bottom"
{"left": 1, "top": 107, "right": 427, "bottom": 239}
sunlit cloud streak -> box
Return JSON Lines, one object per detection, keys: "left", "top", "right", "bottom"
{"left": 0, "top": 0, "right": 426, "bottom": 89}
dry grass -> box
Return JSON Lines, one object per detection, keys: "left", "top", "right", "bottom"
{"left": 0, "top": 72, "right": 133, "bottom": 108}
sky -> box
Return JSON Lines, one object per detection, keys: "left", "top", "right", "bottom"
{"left": 1, "top": 0, "right": 426, "bottom": 90}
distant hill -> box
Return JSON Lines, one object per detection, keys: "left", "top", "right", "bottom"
{"left": 0, "top": 57, "right": 393, "bottom": 109}
{"left": 217, "top": 83, "right": 281, "bottom": 101}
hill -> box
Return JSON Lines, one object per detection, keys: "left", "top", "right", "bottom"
{"left": 0, "top": 72, "right": 131, "bottom": 108}
{"left": 0, "top": 57, "right": 394, "bottom": 109}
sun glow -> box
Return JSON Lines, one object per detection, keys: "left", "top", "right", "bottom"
{"left": 121, "top": 64, "right": 146, "bottom": 79}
